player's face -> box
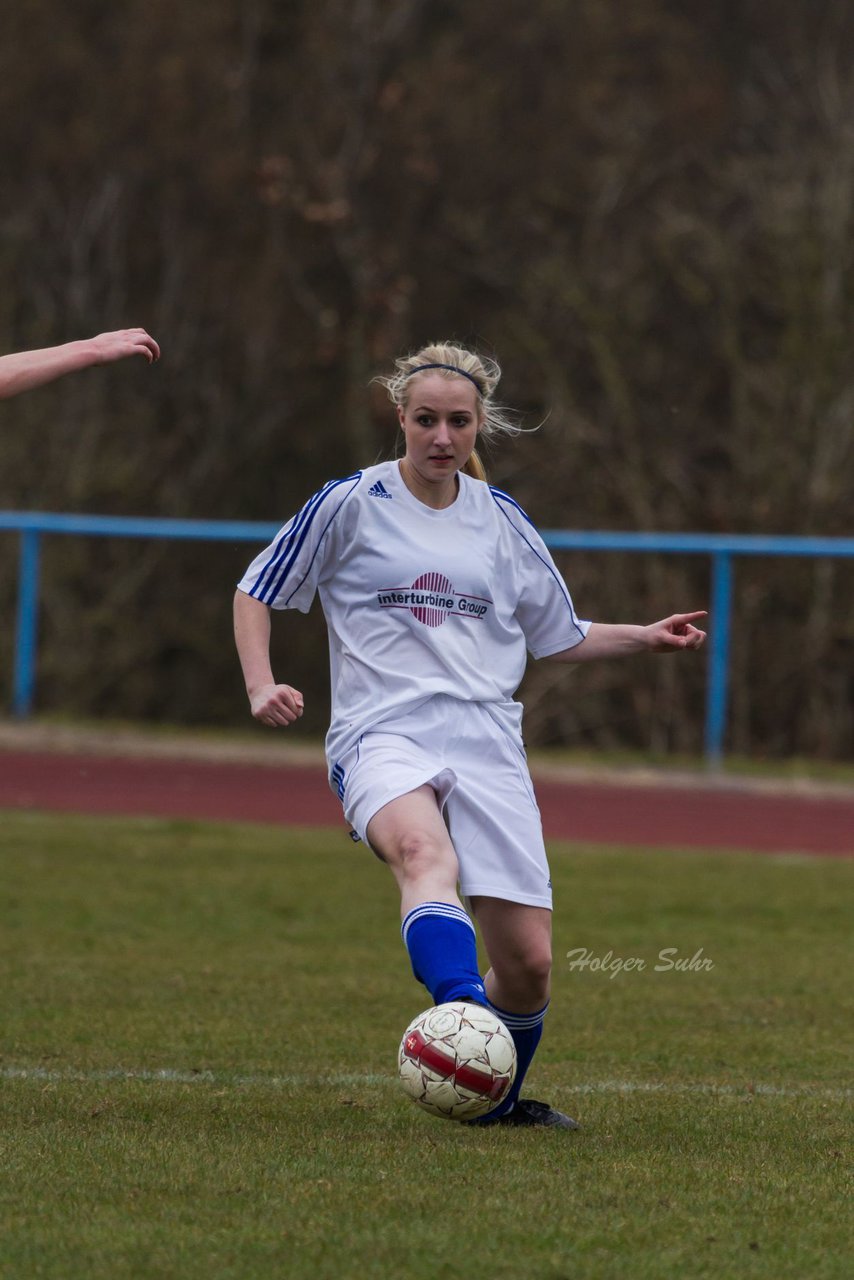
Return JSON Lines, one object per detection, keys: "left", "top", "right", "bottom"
{"left": 397, "top": 374, "right": 481, "bottom": 491}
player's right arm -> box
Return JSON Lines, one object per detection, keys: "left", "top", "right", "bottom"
{"left": 233, "top": 589, "right": 304, "bottom": 727}
{"left": 0, "top": 329, "right": 160, "bottom": 400}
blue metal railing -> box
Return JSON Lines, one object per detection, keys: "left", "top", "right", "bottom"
{"left": 3, "top": 511, "right": 854, "bottom": 765}
{"left": 2, "top": 512, "right": 277, "bottom": 729}
{"left": 543, "top": 529, "right": 854, "bottom": 763}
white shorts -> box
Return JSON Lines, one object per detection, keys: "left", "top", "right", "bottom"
{"left": 330, "top": 695, "right": 552, "bottom": 910}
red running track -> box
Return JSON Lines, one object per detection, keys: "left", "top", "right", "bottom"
{"left": 0, "top": 750, "right": 852, "bottom": 856}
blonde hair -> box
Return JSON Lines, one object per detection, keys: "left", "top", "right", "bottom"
{"left": 376, "top": 341, "right": 522, "bottom": 482}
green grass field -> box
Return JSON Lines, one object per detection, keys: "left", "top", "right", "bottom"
{"left": 0, "top": 811, "right": 851, "bottom": 1279}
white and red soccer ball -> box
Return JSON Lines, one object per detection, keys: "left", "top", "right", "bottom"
{"left": 397, "top": 1002, "right": 517, "bottom": 1120}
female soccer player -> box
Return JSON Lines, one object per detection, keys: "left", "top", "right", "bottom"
{"left": 0, "top": 328, "right": 160, "bottom": 400}
{"left": 233, "top": 342, "right": 706, "bottom": 1129}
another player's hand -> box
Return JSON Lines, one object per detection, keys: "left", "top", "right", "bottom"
{"left": 249, "top": 682, "right": 305, "bottom": 727}
{"left": 90, "top": 328, "right": 161, "bottom": 365}
{"left": 644, "top": 612, "right": 707, "bottom": 652}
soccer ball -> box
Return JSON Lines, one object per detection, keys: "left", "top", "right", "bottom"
{"left": 397, "top": 1002, "right": 517, "bottom": 1120}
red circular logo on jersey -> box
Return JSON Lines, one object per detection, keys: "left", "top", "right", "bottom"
{"left": 410, "top": 572, "right": 454, "bottom": 627}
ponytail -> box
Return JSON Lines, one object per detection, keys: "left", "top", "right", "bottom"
{"left": 463, "top": 448, "right": 488, "bottom": 482}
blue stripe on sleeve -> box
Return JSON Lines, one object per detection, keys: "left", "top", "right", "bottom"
{"left": 257, "top": 482, "right": 337, "bottom": 603}
{"left": 488, "top": 485, "right": 536, "bottom": 526}
{"left": 261, "top": 472, "right": 361, "bottom": 606}
{"left": 490, "top": 489, "right": 587, "bottom": 639}
{"left": 250, "top": 480, "right": 338, "bottom": 601}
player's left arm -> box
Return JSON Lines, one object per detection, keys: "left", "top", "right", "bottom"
{"left": 547, "top": 612, "right": 707, "bottom": 663}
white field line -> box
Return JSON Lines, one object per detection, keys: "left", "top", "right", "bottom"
{"left": 1, "top": 1064, "right": 851, "bottom": 1101}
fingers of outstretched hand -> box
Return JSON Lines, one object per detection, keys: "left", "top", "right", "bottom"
{"left": 251, "top": 684, "right": 304, "bottom": 727}
{"left": 651, "top": 612, "right": 707, "bottom": 651}
{"left": 93, "top": 329, "right": 160, "bottom": 364}
{"left": 133, "top": 329, "right": 160, "bottom": 362}
{"left": 681, "top": 625, "right": 706, "bottom": 649}
{"left": 668, "top": 610, "right": 707, "bottom": 630}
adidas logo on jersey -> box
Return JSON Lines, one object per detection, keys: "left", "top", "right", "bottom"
{"left": 368, "top": 480, "right": 393, "bottom": 499}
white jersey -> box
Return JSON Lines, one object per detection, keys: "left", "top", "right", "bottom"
{"left": 237, "top": 460, "right": 590, "bottom": 769}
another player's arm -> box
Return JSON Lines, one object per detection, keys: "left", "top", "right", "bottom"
{"left": 233, "top": 589, "right": 304, "bottom": 727}
{"left": 547, "top": 612, "right": 707, "bottom": 663}
{"left": 0, "top": 329, "right": 160, "bottom": 400}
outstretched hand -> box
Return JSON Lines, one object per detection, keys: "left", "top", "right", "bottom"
{"left": 644, "top": 612, "right": 707, "bottom": 652}
{"left": 249, "top": 682, "right": 305, "bottom": 728}
{"left": 91, "top": 328, "right": 160, "bottom": 365}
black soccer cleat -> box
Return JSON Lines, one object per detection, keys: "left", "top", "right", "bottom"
{"left": 499, "top": 1098, "right": 580, "bottom": 1129}
{"left": 466, "top": 1098, "right": 580, "bottom": 1129}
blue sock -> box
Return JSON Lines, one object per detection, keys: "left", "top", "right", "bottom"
{"left": 401, "top": 902, "right": 487, "bottom": 1006}
{"left": 479, "top": 999, "right": 549, "bottom": 1119}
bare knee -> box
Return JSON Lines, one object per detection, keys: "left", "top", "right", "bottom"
{"left": 525, "top": 942, "right": 553, "bottom": 988}
{"left": 398, "top": 829, "right": 446, "bottom": 876}
{"left": 365, "top": 788, "right": 461, "bottom": 910}
{"left": 371, "top": 826, "right": 457, "bottom": 885}
{"left": 486, "top": 937, "right": 552, "bottom": 1011}
{"left": 496, "top": 943, "right": 552, "bottom": 994}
